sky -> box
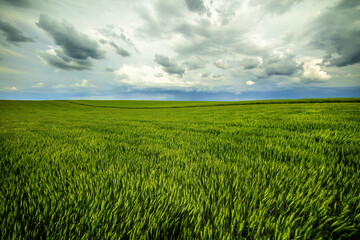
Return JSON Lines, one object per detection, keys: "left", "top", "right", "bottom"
{"left": 0, "top": 0, "right": 359, "bottom": 100}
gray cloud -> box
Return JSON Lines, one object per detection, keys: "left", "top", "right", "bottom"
{"left": 212, "top": 74, "right": 223, "bottom": 79}
{"left": 183, "top": 56, "right": 207, "bottom": 70}
{"left": 136, "top": 0, "right": 273, "bottom": 62}
{"left": 155, "top": 0, "right": 183, "bottom": 17}
{"left": 239, "top": 57, "right": 260, "bottom": 69}
{"left": 0, "top": 20, "right": 34, "bottom": 44}
{"left": 262, "top": 53, "right": 302, "bottom": 77}
{"left": 136, "top": 0, "right": 188, "bottom": 40}
{"left": 251, "top": 0, "right": 303, "bottom": 15}
{"left": 37, "top": 14, "right": 104, "bottom": 60}
{"left": 214, "top": 59, "right": 230, "bottom": 69}
{"left": 137, "top": 6, "right": 178, "bottom": 40}
{"left": 99, "top": 39, "right": 107, "bottom": 44}
{"left": 117, "top": 33, "right": 137, "bottom": 50}
{"left": 137, "top": 0, "right": 264, "bottom": 59}
{"left": 98, "top": 26, "right": 138, "bottom": 53}
{"left": 308, "top": 0, "right": 360, "bottom": 67}
{"left": 2, "top": 0, "right": 32, "bottom": 8}
{"left": 230, "top": 53, "right": 303, "bottom": 80}
{"left": 215, "top": 4, "right": 237, "bottom": 25}
{"left": 154, "top": 54, "right": 185, "bottom": 77}
{"left": 137, "top": 8, "right": 162, "bottom": 39}
{"left": 185, "top": 0, "right": 207, "bottom": 14}
{"left": 38, "top": 48, "right": 93, "bottom": 71}
{"left": 109, "top": 41, "right": 131, "bottom": 57}
{"left": 201, "top": 73, "right": 210, "bottom": 78}
{"left": 104, "top": 66, "right": 115, "bottom": 72}
{"left": 174, "top": 20, "right": 270, "bottom": 58}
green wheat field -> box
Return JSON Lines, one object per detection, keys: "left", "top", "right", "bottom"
{"left": 1, "top": 98, "right": 359, "bottom": 239}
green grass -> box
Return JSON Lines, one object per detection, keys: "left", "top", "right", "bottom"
{"left": 1, "top": 98, "right": 359, "bottom": 239}
{"left": 63, "top": 97, "right": 360, "bottom": 108}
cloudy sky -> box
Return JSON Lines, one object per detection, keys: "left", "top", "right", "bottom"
{"left": 0, "top": 0, "right": 359, "bottom": 100}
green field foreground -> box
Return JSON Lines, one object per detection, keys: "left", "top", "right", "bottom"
{"left": 1, "top": 98, "right": 360, "bottom": 239}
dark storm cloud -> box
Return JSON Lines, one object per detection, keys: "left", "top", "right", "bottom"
{"left": 239, "top": 57, "right": 260, "bottom": 69}
{"left": 154, "top": 54, "right": 185, "bottom": 77}
{"left": 308, "top": 0, "right": 360, "bottom": 67}
{"left": 262, "top": 53, "right": 302, "bottom": 77}
{"left": 1, "top": 0, "right": 48, "bottom": 9}
{"left": 0, "top": 20, "right": 34, "bottom": 44}
{"left": 185, "top": 0, "right": 207, "bottom": 14}
{"left": 109, "top": 41, "right": 131, "bottom": 57}
{"left": 2, "top": 0, "right": 32, "bottom": 8}
{"left": 251, "top": 0, "right": 303, "bottom": 15}
{"left": 38, "top": 48, "right": 93, "bottom": 71}
{"left": 37, "top": 14, "right": 104, "bottom": 60}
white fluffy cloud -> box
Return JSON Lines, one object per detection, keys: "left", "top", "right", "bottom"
{"left": 113, "top": 64, "right": 231, "bottom": 92}
{"left": 302, "top": 58, "right": 331, "bottom": 81}
{"left": 2, "top": 86, "right": 17, "bottom": 91}
{"left": 246, "top": 80, "right": 255, "bottom": 86}
{"left": 32, "top": 82, "right": 44, "bottom": 88}
{"left": 214, "top": 59, "right": 230, "bottom": 69}
{"left": 71, "top": 79, "right": 96, "bottom": 88}
{"left": 114, "top": 65, "right": 194, "bottom": 90}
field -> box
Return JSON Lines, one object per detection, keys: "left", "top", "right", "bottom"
{"left": 1, "top": 98, "right": 360, "bottom": 239}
